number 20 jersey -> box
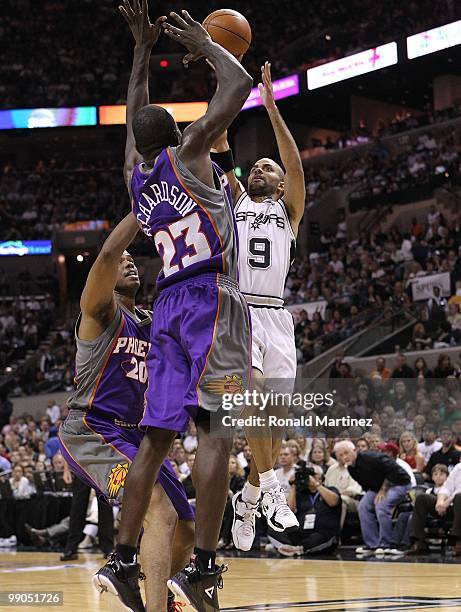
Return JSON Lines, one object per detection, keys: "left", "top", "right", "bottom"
{"left": 130, "top": 147, "right": 238, "bottom": 290}
{"left": 235, "top": 189, "right": 296, "bottom": 307}
{"left": 67, "top": 304, "right": 151, "bottom": 424}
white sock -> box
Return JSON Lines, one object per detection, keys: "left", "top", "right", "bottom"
{"left": 259, "top": 469, "right": 279, "bottom": 492}
{"left": 242, "top": 481, "right": 260, "bottom": 505}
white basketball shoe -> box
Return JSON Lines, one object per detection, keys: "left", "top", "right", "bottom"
{"left": 231, "top": 491, "right": 261, "bottom": 551}
{"left": 260, "top": 485, "right": 299, "bottom": 532}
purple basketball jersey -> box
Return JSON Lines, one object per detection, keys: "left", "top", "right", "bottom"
{"left": 68, "top": 306, "right": 151, "bottom": 424}
{"left": 130, "top": 147, "right": 238, "bottom": 290}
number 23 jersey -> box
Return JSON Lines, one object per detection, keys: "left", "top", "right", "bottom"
{"left": 130, "top": 146, "right": 237, "bottom": 290}
{"left": 235, "top": 189, "right": 296, "bottom": 307}
{"left": 67, "top": 304, "right": 151, "bottom": 424}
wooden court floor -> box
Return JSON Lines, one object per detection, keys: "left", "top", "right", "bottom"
{"left": 0, "top": 551, "right": 460, "bottom": 611}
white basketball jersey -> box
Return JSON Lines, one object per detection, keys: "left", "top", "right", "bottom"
{"left": 235, "top": 189, "right": 296, "bottom": 307}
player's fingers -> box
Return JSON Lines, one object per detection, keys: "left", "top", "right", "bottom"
{"left": 258, "top": 83, "right": 264, "bottom": 96}
{"left": 182, "top": 52, "right": 193, "bottom": 65}
{"left": 169, "top": 11, "right": 188, "bottom": 28}
{"left": 163, "top": 23, "right": 183, "bottom": 35}
{"left": 141, "top": 0, "right": 148, "bottom": 16}
{"left": 163, "top": 27, "right": 183, "bottom": 40}
{"left": 118, "top": 5, "right": 131, "bottom": 23}
{"left": 123, "top": 0, "right": 135, "bottom": 17}
{"left": 181, "top": 10, "right": 196, "bottom": 25}
{"left": 154, "top": 15, "right": 167, "bottom": 28}
{"left": 133, "top": 0, "right": 141, "bottom": 15}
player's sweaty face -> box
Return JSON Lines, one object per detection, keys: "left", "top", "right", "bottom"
{"left": 115, "top": 254, "right": 140, "bottom": 296}
{"left": 248, "top": 159, "right": 282, "bottom": 197}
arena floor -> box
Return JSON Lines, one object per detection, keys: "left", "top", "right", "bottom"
{"left": 1, "top": 550, "right": 461, "bottom": 611}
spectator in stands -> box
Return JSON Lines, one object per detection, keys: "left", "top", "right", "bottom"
{"left": 409, "top": 462, "right": 461, "bottom": 556}
{"left": 424, "top": 428, "right": 461, "bottom": 478}
{"left": 295, "top": 435, "right": 309, "bottom": 462}
{"left": 407, "top": 324, "right": 432, "bottom": 351}
{"left": 218, "top": 455, "right": 246, "bottom": 549}
{"left": 447, "top": 303, "right": 461, "bottom": 340}
{"left": 0, "top": 450, "right": 11, "bottom": 472}
{"left": 413, "top": 357, "right": 432, "bottom": 380}
{"left": 427, "top": 286, "right": 447, "bottom": 332}
{"left": 46, "top": 399, "right": 60, "bottom": 425}
{"left": 399, "top": 432, "right": 425, "bottom": 473}
{"left": 378, "top": 442, "right": 416, "bottom": 487}
{"left": 391, "top": 353, "right": 415, "bottom": 379}
{"left": 272, "top": 464, "right": 341, "bottom": 557}
{"left": 181, "top": 453, "right": 196, "bottom": 501}
{"left": 275, "top": 447, "right": 296, "bottom": 495}
{"left": 334, "top": 440, "right": 411, "bottom": 555}
{"left": 356, "top": 438, "right": 370, "bottom": 452}
{"left": 308, "top": 440, "right": 336, "bottom": 474}
{"left": 433, "top": 354, "right": 454, "bottom": 378}
{"left": 286, "top": 440, "right": 301, "bottom": 462}
{"left": 9, "top": 464, "right": 34, "bottom": 499}
{"left": 369, "top": 357, "right": 391, "bottom": 382}
{"left": 324, "top": 448, "right": 362, "bottom": 527}
{"left": 418, "top": 426, "right": 442, "bottom": 465}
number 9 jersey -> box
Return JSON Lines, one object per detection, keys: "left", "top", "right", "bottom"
{"left": 235, "top": 188, "right": 297, "bottom": 381}
{"left": 235, "top": 189, "right": 296, "bottom": 308}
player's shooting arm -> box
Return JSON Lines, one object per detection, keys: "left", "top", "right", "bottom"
{"left": 163, "top": 11, "right": 252, "bottom": 186}
{"left": 80, "top": 213, "right": 139, "bottom": 335}
{"left": 260, "top": 62, "right": 305, "bottom": 236}
{"left": 120, "top": 0, "right": 166, "bottom": 188}
{"left": 210, "top": 131, "right": 244, "bottom": 205}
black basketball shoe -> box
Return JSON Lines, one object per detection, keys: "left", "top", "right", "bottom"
{"left": 168, "top": 590, "right": 188, "bottom": 611}
{"left": 167, "top": 559, "right": 227, "bottom": 612}
{"left": 93, "top": 552, "right": 145, "bottom": 612}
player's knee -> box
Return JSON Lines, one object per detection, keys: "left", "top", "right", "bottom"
{"left": 143, "top": 427, "right": 176, "bottom": 454}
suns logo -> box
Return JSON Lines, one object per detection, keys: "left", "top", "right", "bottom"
{"left": 204, "top": 374, "right": 244, "bottom": 395}
{"left": 107, "top": 462, "right": 129, "bottom": 498}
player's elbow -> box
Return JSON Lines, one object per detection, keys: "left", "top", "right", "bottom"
{"left": 233, "top": 72, "right": 253, "bottom": 101}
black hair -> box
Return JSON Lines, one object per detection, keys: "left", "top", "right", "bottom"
{"left": 132, "top": 105, "right": 179, "bottom": 158}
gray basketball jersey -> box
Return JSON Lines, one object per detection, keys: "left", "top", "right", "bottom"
{"left": 67, "top": 304, "right": 151, "bottom": 423}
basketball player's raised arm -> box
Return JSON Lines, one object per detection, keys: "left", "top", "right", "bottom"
{"left": 260, "top": 62, "right": 305, "bottom": 236}
{"left": 210, "top": 130, "right": 244, "bottom": 204}
{"left": 80, "top": 213, "right": 139, "bottom": 338}
{"left": 120, "top": 0, "right": 167, "bottom": 188}
{"left": 163, "top": 11, "right": 252, "bottom": 186}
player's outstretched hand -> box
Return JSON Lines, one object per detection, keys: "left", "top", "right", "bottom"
{"left": 258, "top": 61, "right": 276, "bottom": 110}
{"left": 119, "top": 0, "right": 166, "bottom": 49}
{"left": 163, "top": 10, "right": 212, "bottom": 66}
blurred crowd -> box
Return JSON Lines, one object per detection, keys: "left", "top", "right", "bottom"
{"left": 288, "top": 205, "right": 461, "bottom": 363}
{"left": 304, "top": 124, "right": 461, "bottom": 209}
{"left": 0, "top": 160, "right": 126, "bottom": 241}
{"left": 0, "top": 295, "right": 56, "bottom": 375}
{"left": 1, "top": 0, "right": 458, "bottom": 108}
{"left": 309, "top": 104, "right": 461, "bottom": 156}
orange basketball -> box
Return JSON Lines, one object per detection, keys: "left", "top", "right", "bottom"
{"left": 203, "top": 9, "right": 252, "bottom": 57}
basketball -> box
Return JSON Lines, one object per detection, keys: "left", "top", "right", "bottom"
{"left": 203, "top": 9, "right": 252, "bottom": 57}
